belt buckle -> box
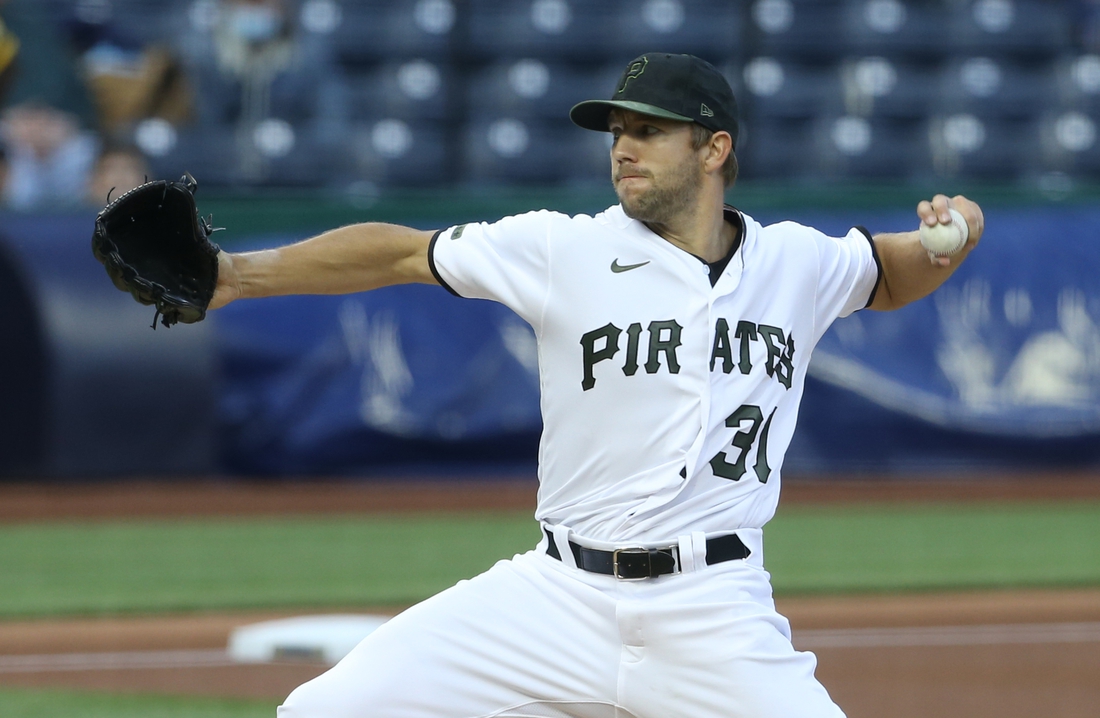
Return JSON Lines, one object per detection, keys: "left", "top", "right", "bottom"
{"left": 612, "top": 547, "right": 651, "bottom": 580}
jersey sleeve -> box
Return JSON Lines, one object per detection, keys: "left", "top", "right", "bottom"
{"left": 810, "top": 225, "right": 882, "bottom": 336}
{"left": 428, "top": 210, "right": 555, "bottom": 327}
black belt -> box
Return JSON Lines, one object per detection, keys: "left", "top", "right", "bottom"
{"left": 543, "top": 528, "right": 751, "bottom": 580}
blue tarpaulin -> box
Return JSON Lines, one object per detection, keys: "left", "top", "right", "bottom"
{"left": 784, "top": 207, "right": 1100, "bottom": 471}
{"left": 216, "top": 271, "right": 543, "bottom": 474}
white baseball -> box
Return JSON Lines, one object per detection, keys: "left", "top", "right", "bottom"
{"left": 919, "top": 207, "right": 969, "bottom": 256}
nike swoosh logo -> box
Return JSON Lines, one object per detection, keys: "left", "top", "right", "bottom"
{"left": 611, "top": 259, "right": 650, "bottom": 273}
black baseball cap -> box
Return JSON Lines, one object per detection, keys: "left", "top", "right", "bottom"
{"left": 570, "top": 53, "right": 739, "bottom": 147}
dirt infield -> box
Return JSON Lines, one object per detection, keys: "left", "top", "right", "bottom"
{"left": 1, "top": 590, "right": 1098, "bottom": 718}
{"left": 1, "top": 477, "right": 1098, "bottom": 718}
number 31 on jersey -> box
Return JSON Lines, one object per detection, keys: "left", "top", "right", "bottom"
{"left": 710, "top": 404, "right": 775, "bottom": 484}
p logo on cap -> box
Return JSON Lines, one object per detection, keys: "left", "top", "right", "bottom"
{"left": 570, "top": 53, "right": 740, "bottom": 148}
{"left": 618, "top": 57, "right": 648, "bottom": 94}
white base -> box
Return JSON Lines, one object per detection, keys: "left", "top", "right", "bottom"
{"left": 227, "top": 614, "right": 391, "bottom": 664}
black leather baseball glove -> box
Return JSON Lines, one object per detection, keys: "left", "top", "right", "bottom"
{"left": 91, "top": 173, "right": 221, "bottom": 329}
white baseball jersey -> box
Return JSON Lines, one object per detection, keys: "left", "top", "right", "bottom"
{"left": 429, "top": 204, "right": 880, "bottom": 544}
{"left": 280, "top": 205, "right": 877, "bottom": 718}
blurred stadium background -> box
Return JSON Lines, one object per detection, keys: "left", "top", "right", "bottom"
{"left": 0, "top": 4, "right": 1098, "bottom": 717}
{"left": 27, "top": 0, "right": 1100, "bottom": 189}
{"left": 0, "top": 0, "right": 1098, "bottom": 479}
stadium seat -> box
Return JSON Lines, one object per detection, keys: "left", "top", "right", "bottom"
{"left": 1055, "top": 54, "right": 1100, "bottom": 116}
{"left": 347, "top": 60, "right": 457, "bottom": 122}
{"left": 812, "top": 115, "right": 931, "bottom": 180}
{"left": 748, "top": 0, "right": 845, "bottom": 61}
{"left": 935, "top": 56, "right": 1057, "bottom": 120}
{"left": 151, "top": 116, "right": 442, "bottom": 188}
{"left": 604, "top": 0, "right": 743, "bottom": 64}
{"left": 350, "top": 119, "right": 452, "bottom": 186}
{"left": 946, "top": 0, "right": 1071, "bottom": 59}
{"left": 837, "top": 56, "right": 938, "bottom": 119}
{"left": 333, "top": 0, "right": 454, "bottom": 65}
{"left": 103, "top": 0, "right": 178, "bottom": 46}
{"left": 840, "top": 0, "right": 951, "bottom": 60}
{"left": 142, "top": 124, "right": 239, "bottom": 187}
{"left": 467, "top": 61, "right": 605, "bottom": 122}
{"left": 461, "top": 118, "right": 607, "bottom": 185}
{"left": 259, "top": 133, "right": 359, "bottom": 188}
{"left": 467, "top": 0, "right": 617, "bottom": 61}
{"left": 927, "top": 114, "right": 1041, "bottom": 179}
{"left": 143, "top": 120, "right": 358, "bottom": 189}
{"left": 739, "top": 57, "right": 844, "bottom": 120}
{"left": 1039, "top": 111, "right": 1100, "bottom": 177}
{"left": 736, "top": 118, "right": 817, "bottom": 181}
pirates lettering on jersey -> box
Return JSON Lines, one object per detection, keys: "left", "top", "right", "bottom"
{"left": 580, "top": 318, "right": 796, "bottom": 392}
{"left": 580, "top": 320, "right": 683, "bottom": 390}
{"left": 710, "top": 319, "right": 796, "bottom": 390}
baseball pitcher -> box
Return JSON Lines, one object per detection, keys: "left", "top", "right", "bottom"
{"left": 206, "top": 53, "right": 984, "bottom": 718}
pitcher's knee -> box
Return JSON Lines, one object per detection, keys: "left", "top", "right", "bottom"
{"left": 277, "top": 670, "right": 403, "bottom": 718}
{"left": 277, "top": 678, "right": 348, "bottom": 718}
{"left": 276, "top": 687, "right": 312, "bottom": 718}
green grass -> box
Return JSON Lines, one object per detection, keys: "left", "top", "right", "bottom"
{"left": 0, "top": 512, "right": 540, "bottom": 617}
{"left": 765, "top": 500, "right": 1100, "bottom": 594}
{"left": 0, "top": 501, "right": 1098, "bottom": 617}
{"left": 0, "top": 688, "right": 273, "bottom": 718}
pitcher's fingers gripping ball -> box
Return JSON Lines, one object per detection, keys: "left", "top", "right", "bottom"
{"left": 91, "top": 172, "right": 221, "bottom": 329}
{"left": 919, "top": 207, "right": 969, "bottom": 257}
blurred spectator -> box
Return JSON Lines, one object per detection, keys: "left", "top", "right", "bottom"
{"left": 0, "top": 13, "right": 17, "bottom": 104}
{"left": 0, "top": 102, "right": 97, "bottom": 211}
{"left": 0, "top": 0, "right": 96, "bottom": 126}
{"left": 85, "top": 142, "right": 148, "bottom": 208}
{"left": 0, "top": 0, "right": 98, "bottom": 210}
{"left": 178, "top": 0, "right": 351, "bottom": 183}
{"left": 65, "top": 2, "right": 193, "bottom": 138}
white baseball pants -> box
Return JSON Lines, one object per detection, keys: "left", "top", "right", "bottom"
{"left": 278, "top": 528, "right": 845, "bottom": 718}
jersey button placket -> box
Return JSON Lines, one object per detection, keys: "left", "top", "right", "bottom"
{"left": 701, "top": 263, "right": 742, "bottom": 480}
{"left": 697, "top": 292, "right": 718, "bottom": 475}
{"left": 677, "top": 275, "right": 713, "bottom": 484}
